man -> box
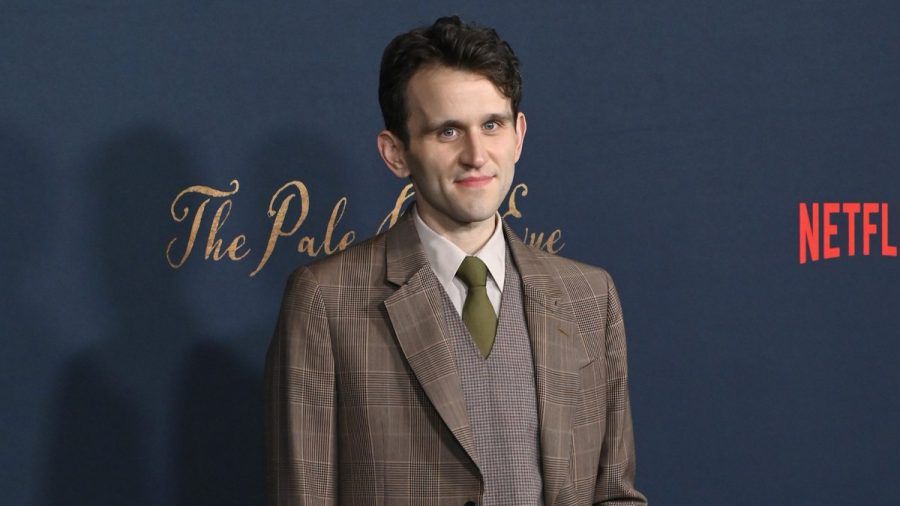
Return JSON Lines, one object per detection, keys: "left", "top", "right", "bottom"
{"left": 265, "top": 16, "right": 647, "bottom": 505}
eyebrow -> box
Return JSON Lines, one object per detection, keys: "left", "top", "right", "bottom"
{"left": 421, "top": 112, "right": 514, "bottom": 134}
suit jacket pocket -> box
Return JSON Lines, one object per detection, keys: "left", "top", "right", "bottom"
{"left": 572, "top": 359, "right": 607, "bottom": 483}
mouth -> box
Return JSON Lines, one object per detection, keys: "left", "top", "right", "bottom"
{"left": 455, "top": 175, "right": 494, "bottom": 188}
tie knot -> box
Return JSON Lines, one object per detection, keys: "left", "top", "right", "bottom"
{"left": 456, "top": 256, "right": 488, "bottom": 288}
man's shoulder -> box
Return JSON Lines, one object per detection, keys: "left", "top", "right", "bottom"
{"left": 517, "top": 242, "right": 615, "bottom": 295}
{"left": 284, "top": 230, "right": 388, "bottom": 290}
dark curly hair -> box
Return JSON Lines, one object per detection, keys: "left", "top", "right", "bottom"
{"left": 378, "top": 16, "right": 523, "bottom": 147}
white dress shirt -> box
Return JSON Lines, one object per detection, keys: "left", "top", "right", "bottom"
{"left": 411, "top": 205, "right": 506, "bottom": 317}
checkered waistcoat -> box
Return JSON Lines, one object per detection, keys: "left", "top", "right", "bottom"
{"left": 439, "top": 249, "right": 543, "bottom": 505}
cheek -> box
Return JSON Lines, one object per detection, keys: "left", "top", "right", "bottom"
{"left": 490, "top": 137, "right": 518, "bottom": 161}
{"left": 404, "top": 151, "right": 433, "bottom": 181}
{"left": 420, "top": 154, "right": 457, "bottom": 180}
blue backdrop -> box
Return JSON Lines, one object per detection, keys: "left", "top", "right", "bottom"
{"left": 2, "top": 1, "right": 899, "bottom": 504}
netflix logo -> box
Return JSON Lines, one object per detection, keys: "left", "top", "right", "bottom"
{"left": 799, "top": 202, "right": 898, "bottom": 264}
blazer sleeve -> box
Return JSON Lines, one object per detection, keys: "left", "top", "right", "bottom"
{"left": 265, "top": 266, "right": 338, "bottom": 505}
{"left": 593, "top": 272, "right": 648, "bottom": 505}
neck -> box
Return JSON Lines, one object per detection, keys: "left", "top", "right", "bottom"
{"left": 416, "top": 206, "right": 497, "bottom": 255}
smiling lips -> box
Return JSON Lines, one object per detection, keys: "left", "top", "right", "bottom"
{"left": 455, "top": 175, "right": 494, "bottom": 188}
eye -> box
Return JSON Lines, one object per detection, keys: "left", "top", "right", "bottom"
{"left": 483, "top": 120, "right": 500, "bottom": 132}
{"left": 439, "top": 127, "right": 458, "bottom": 139}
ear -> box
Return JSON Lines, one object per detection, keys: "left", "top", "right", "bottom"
{"left": 513, "top": 112, "right": 527, "bottom": 163}
{"left": 377, "top": 130, "right": 409, "bottom": 178}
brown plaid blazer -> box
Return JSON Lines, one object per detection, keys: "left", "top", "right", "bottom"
{"left": 265, "top": 208, "right": 647, "bottom": 505}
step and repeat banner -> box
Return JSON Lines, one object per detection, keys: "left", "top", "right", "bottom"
{"left": 3, "top": 2, "right": 898, "bottom": 504}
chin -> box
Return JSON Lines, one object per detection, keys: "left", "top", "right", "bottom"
{"left": 454, "top": 207, "right": 498, "bottom": 225}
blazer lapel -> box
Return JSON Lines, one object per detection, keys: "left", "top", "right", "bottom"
{"left": 504, "top": 220, "right": 588, "bottom": 506}
{"left": 382, "top": 208, "right": 482, "bottom": 474}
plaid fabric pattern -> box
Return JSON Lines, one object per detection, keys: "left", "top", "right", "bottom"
{"left": 265, "top": 207, "right": 647, "bottom": 505}
{"left": 442, "top": 249, "right": 543, "bottom": 505}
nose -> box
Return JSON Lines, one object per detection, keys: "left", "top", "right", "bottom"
{"left": 459, "top": 131, "right": 487, "bottom": 169}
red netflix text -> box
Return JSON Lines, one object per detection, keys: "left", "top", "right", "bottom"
{"left": 799, "top": 202, "right": 898, "bottom": 264}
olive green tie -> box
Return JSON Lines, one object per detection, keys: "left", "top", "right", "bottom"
{"left": 456, "top": 256, "right": 497, "bottom": 358}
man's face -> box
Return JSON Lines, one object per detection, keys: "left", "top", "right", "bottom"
{"left": 386, "top": 65, "right": 526, "bottom": 234}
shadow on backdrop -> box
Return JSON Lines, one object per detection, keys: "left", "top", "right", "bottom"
{"left": 42, "top": 126, "right": 262, "bottom": 505}
{"left": 0, "top": 126, "right": 54, "bottom": 506}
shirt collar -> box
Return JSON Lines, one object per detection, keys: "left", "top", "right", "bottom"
{"left": 412, "top": 204, "right": 506, "bottom": 290}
